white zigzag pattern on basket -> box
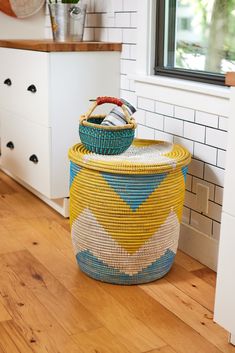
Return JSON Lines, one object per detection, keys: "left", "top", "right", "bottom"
{"left": 71, "top": 208, "right": 180, "bottom": 275}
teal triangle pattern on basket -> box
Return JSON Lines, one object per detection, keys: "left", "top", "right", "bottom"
{"left": 76, "top": 248, "right": 175, "bottom": 285}
{"left": 70, "top": 162, "right": 82, "bottom": 188}
{"left": 181, "top": 166, "right": 188, "bottom": 183}
{"left": 101, "top": 172, "right": 168, "bottom": 211}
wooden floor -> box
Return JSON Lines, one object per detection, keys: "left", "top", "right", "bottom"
{"left": 0, "top": 170, "right": 234, "bottom": 353}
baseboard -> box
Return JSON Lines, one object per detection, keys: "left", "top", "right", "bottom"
{"left": 229, "top": 333, "right": 235, "bottom": 346}
{"left": 179, "top": 223, "right": 219, "bottom": 271}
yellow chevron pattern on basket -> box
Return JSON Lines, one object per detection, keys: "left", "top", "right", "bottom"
{"left": 70, "top": 167, "right": 186, "bottom": 254}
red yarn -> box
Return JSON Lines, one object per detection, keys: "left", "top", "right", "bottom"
{"left": 97, "top": 96, "right": 123, "bottom": 107}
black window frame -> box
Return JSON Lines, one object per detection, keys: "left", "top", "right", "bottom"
{"left": 155, "top": 0, "right": 226, "bottom": 86}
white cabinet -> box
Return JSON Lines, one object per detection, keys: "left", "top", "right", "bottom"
{"left": 0, "top": 44, "right": 120, "bottom": 216}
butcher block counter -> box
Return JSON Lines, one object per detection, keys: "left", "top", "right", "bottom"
{"left": 0, "top": 39, "right": 122, "bottom": 52}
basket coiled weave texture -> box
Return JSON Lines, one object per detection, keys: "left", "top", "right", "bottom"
{"left": 69, "top": 139, "right": 191, "bottom": 284}
{"left": 79, "top": 117, "right": 135, "bottom": 155}
{"left": 79, "top": 97, "right": 137, "bottom": 155}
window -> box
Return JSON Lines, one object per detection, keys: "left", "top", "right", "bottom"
{"left": 155, "top": 0, "right": 235, "bottom": 85}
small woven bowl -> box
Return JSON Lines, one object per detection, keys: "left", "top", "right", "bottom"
{"left": 79, "top": 97, "right": 137, "bottom": 155}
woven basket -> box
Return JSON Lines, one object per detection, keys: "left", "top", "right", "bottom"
{"left": 69, "top": 139, "right": 191, "bottom": 285}
{"left": 79, "top": 96, "right": 137, "bottom": 155}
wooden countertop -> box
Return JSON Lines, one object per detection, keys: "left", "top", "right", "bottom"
{"left": 0, "top": 40, "right": 122, "bottom": 52}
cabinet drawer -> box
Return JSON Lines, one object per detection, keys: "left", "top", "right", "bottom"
{"left": 0, "top": 48, "right": 49, "bottom": 126}
{"left": 1, "top": 111, "right": 51, "bottom": 197}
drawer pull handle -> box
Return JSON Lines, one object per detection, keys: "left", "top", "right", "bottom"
{"left": 27, "top": 84, "right": 37, "bottom": 93}
{"left": 6, "top": 141, "right": 14, "bottom": 150}
{"left": 4, "top": 78, "right": 12, "bottom": 86}
{"left": 29, "top": 154, "right": 39, "bottom": 164}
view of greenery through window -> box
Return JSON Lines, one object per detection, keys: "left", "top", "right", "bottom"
{"left": 175, "top": 0, "right": 235, "bottom": 74}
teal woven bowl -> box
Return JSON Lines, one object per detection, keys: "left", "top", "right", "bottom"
{"left": 79, "top": 117, "right": 135, "bottom": 155}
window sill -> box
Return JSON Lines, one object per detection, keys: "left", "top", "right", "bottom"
{"left": 132, "top": 74, "right": 230, "bottom": 99}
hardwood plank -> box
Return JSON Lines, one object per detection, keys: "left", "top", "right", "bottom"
{"left": 72, "top": 327, "right": 135, "bottom": 353}
{"left": 0, "top": 171, "right": 24, "bottom": 193}
{"left": 0, "top": 256, "right": 78, "bottom": 353}
{"left": 175, "top": 250, "right": 205, "bottom": 272}
{"left": 101, "top": 283, "right": 222, "bottom": 353}
{"left": 2, "top": 250, "right": 102, "bottom": 335}
{"left": 192, "top": 268, "right": 217, "bottom": 288}
{"left": 0, "top": 172, "right": 64, "bottom": 222}
{"left": 0, "top": 190, "right": 62, "bottom": 220}
{"left": 0, "top": 345, "right": 5, "bottom": 353}
{"left": 0, "top": 194, "right": 18, "bottom": 219}
{"left": 0, "top": 216, "right": 81, "bottom": 289}
{"left": 142, "top": 278, "right": 235, "bottom": 353}
{"left": 0, "top": 321, "right": 34, "bottom": 353}
{"left": 0, "top": 224, "right": 24, "bottom": 255}
{"left": 144, "top": 347, "right": 177, "bottom": 353}
{"left": 1, "top": 218, "right": 94, "bottom": 284}
{"left": 165, "top": 263, "right": 215, "bottom": 312}
{"left": 26, "top": 218, "right": 74, "bottom": 261}
{"left": 0, "top": 300, "right": 11, "bottom": 322}
{"left": 0, "top": 178, "right": 15, "bottom": 195}
{"left": 68, "top": 277, "right": 166, "bottom": 353}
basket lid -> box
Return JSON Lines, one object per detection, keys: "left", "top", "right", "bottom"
{"left": 69, "top": 139, "right": 191, "bottom": 175}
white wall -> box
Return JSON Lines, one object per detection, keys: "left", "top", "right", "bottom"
{"left": 0, "top": 6, "right": 46, "bottom": 39}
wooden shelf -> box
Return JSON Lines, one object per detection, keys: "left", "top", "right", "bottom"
{"left": 0, "top": 40, "right": 122, "bottom": 52}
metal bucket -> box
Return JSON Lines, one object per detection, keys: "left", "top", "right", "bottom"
{"left": 48, "top": 3, "right": 87, "bottom": 42}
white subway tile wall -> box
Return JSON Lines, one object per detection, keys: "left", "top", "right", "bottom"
{"left": 212, "top": 221, "right": 221, "bottom": 241}
{"left": 174, "top": 106, "right": 195, "bottom": 122}
{"left": 138, "top": 97, "right": 155, "bottom": 112}
{"left": 206, "top": 128, "right": 227, "bottom": 150}
{"left": 164, "top": 116, "right": 184, "bottom": 136}
{"left": 182, "top": 206, "right": 190, "bottom": 224}
{"left": 155, "top": 101, "right": 174, "bottom": 117}
{"left": 184, "top": 121, "right": 206, "bottom": 143}
{"left": 194, "top": 142, "right": 217, "bottom": 165}
{"left": 44, "top": 2, "right": 228, "bottom": 241}
{"left": 145, "top": 112, "right": 164, "bottom": 131}
{"left": 195, "top": 111, "right": 219, "bottom": 128}
{"left": 215, "top": 186, "right": 224, "bottom": 205}
{"left": 191, "top": 211, "right": 213, "bottom": 235}
{"left": 217, "top": 149, "right": 227, "bottom": 169}
{"left": 219, "top": 116, "right": 229, "bottom": 131}
{"left": 173, "top": 136, "right": 194, "bottom": 155}
{"left": 186, "top": 175, "right": 192, "bottom": 192}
